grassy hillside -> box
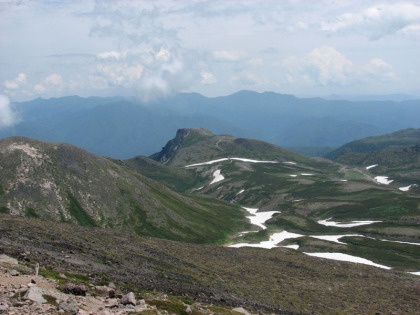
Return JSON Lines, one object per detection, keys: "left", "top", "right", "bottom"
{"left": 149, "top": 128, "right": 315, "bottom": 167}
{"left": 141, "top": 129, "right": 420, "bottom": 271}
{"left": 325, "top": 128, "right": 420, "bottom": 160}
{"left": 0, "top": 136, "right": 249, "bottom": 244}
{"left": 1, "top": 215, "right": 419, "bottom": 314}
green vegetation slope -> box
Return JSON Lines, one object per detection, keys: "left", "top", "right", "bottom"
{"left": 0, "top": 136, "right": 248, "bottom": 243}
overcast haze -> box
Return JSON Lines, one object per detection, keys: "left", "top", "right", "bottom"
{"left": 1, "top": 0, "right": 420, "bottom": 102}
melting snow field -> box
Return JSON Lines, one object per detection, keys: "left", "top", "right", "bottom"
{"left": 304, "top": 252, "right": 392, "bottom": 270}
{"left": 374, "top": 176, "right": 394, "bottom": 185}
{"left": 318, "top": 218, "right": 381, "bottom": 228}
{"left": 366, "top": 164, "right": 378, "bottom": 170}
{"left": 230, "top": 231, "right": 303, "bottom": 249}
{"left": 409, "top": 271, "right": 420, "bottom": 276}
{"left": 185, "top": 157, "right": 278, "bottom": 167}
{"left": 210, "top": 170, "right": 224, "bottom": 184}
{"left": 241, "top": 207, "right": 279, "bottom": 230}
{"left": 310, "top": 234, "right": 363, "bottom": 244}
{"left": 399, "top": 185, "right": 413, "bottom": 191}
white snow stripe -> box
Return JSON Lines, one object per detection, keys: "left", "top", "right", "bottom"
{"left": 304, "top": 252, "right": 392, "bottom": 270}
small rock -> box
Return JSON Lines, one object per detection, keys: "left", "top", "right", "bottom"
{"left": 59, "top": 298, "right": 79, "bottom": 315}
{"left": 185, "top": 305, "right": 192, "bottom": 313}
{"left": 0, "top": 305, "right": 8, "bottom": 314}
{"left": 31, "top": 279, "right": 36, "bottom": 284}
{"left": 108, "top": 288, "right": 115, "bottom": 298}
{"left": 121, "top": 292, "right": 136, "bottom": 305}
{"left": 58, "top": 273, "right": 67, "bottom": 279}
{"left": 8, "top": 269, "right": 19, "bottom": 276}
{"left": 108, "top": 282, "right": 116, "bottom": 289}
{"left": 64, "top": 283, "right": 87, "bottom": 296}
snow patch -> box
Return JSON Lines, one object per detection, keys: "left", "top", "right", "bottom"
{"left": 283, "top": 161, "right": 296, "bottom": 165}
{"left": 237, "top": 189, "right": 245, "bottom": 195}
{"left": 399, "top": 185, "right": 413, "bottom": 192}
{"left": 310, "top": 234, "right": 362, "bottom": 244}
{"left": 408, "top": 271, "right": 420, "bottom": 276}
{"left": 289, "top": 175, "right": 298, "bottom": 177}
{"left": 374, "top": 176, "right": 394, "bottom": 185}
{"left": 304, "top": 252, "right": 392, "bottom": 270}
{"left": 318, "top": 218, "right": 381, "bottom": 228}
{"left": 230, "top": 231, "right": 303, "bottom": 249}
{"left": 366, "top": 164, "right": 378, "bottom": 170}
{"left": 210, "top": 170, "right": 224, "bottom": 184}
{"left": 242, "top": 207, "right": 279, "bottom": 230}
{"left": 283, "top": 244, "right": 300, "bottom": 250}
{"left": 301, "top": 173, "right": 314, "bottom": 176}
{"left": 185, "top": 157, "right": 278, "bottom": 167}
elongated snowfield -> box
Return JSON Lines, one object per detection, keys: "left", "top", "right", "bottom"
{"left": 366, "top": 164, "right": 378, "bottom": 170}
{"left": 310, "top": 234, "right": 363, "bottom": 244}
{"left": 185, "top": 157, "right": 278, "bottom": 167}
{"left": 409, "top": 271, "right": 420, "bottom": 276}
{"left": 318, "top": 218, "right": 381, "bottom": 228}
{"left": 304, "top": 252, "right": 392, "bottom": 270}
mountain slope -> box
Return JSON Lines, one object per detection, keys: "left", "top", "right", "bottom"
{"left": 1, "top": 215, "right": 420, "bottom": 314}
{"left": 140, "top": 129, "right": 420, "bottom": 271}
{"left": 325, "top": 128, "right": 420, "bottom": 160}
{"left": 149, "top": 128, "right": 313, "bottom": 167}
{"left": 0, "top": 136, "right": 248, "bottom": 243}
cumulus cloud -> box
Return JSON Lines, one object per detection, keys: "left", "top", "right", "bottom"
{"left": 88, "top": 1, "right": 204, "bottom": 101}
{"left": 200, "top": 72, "right": 217, "bottom": 84}
{"left": 45, "top": 74, "right": 63, "bottom": 86}
{"left": 0, "top": 94, "right": 20, "bottom": 129}
{"left": 282, "top": 47, "right": 397, "bottom": 86}
{"left": 4, "top": 73, "right": 27, "bottom": 90}
{"left": 229, "top": 70, "right": 268, "bottom": 86}
{"left": 321, "top": 3, "right": 420, "bottom": 40}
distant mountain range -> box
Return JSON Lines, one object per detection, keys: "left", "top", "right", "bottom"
{"left": 1, "top": 91, "right": 419, "bottom": 159}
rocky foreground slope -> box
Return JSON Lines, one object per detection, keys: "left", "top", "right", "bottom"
{"left": 1, "top": 215, "right": 419, "bottom": 314}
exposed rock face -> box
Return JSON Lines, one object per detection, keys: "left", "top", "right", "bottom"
{"left": 150, "top": 128, "right": 214, "bottom": 164}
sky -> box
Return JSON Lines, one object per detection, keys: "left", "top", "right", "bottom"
{"left": 1, "top": 0, "right": 420, "bottom": 105}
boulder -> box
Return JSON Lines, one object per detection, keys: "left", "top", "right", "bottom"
{"left": 64, "top": 283, "right": 87, "bottom": 296}
{"left": 121, "top": 292, "right": 136, "bottom": 305}
{"left": 23, "top": 287, "right": 47, "bottom": 304}
{"left": 59, "top": 298, "right": 79, "bottom": 315}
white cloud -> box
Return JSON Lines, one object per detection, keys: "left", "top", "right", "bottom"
{"left": 200, "top": 72, "right": 217, "bottom": 84}
{"left": 282, "top": 47, "right": 397, "bottom": 86}
{"left": 229, "top": 70, "right": 268, "bottom": 86}
{"left": 4, "top": 73, "right": 27, "bottom": 90}
{"left": 155, "top": 49, "right": 171, "bottom": 62}
{"left": 34, "top": 84, "right": 46, "bottom": 93}
{"left": 45, "top": 74, "right": 63, "bottom": 86}
{"left": 97, "top": 64, "right": 144, "bottom": 86}
{"left": 97, "top": 51, "right": 126, "bottom": 60}
{"left": 321, "top": 3, "right": 420, "bottom": 40}
{"left": 0, "top": 94, "right": 20, "bottom": 129}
